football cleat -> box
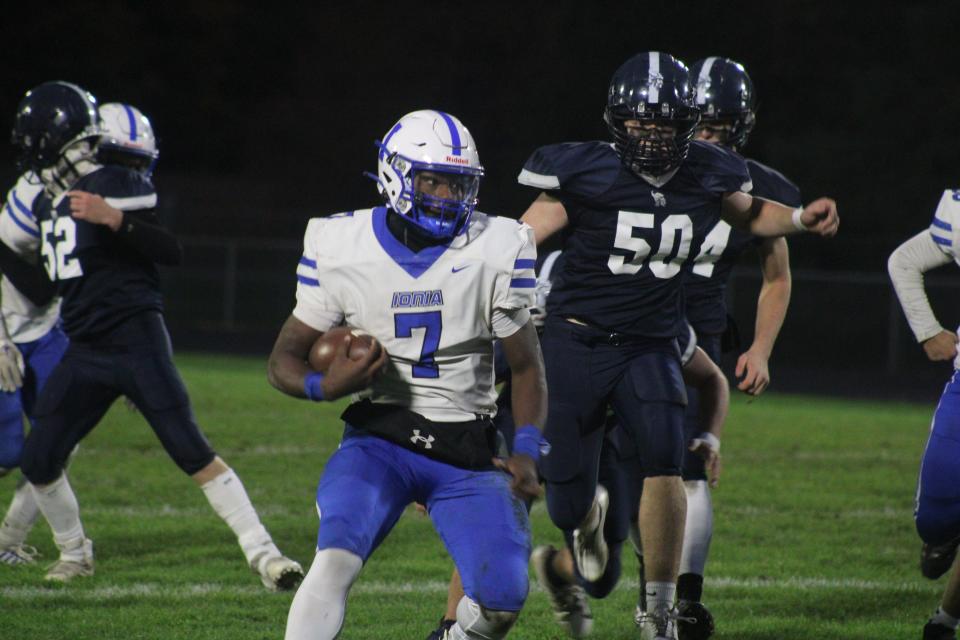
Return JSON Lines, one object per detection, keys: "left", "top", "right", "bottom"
{"left": 44, "top": 538, "right": 94, "bottom": 582}
{"left": 573, "top": 485, "right": 609, "bottom": 582}
{"left": 921, "top": 536, "right": 960, "bottom": 579}
{"left": 425, "top": 617, "right": 456, "bottom": 640}
{"left": 638, "top": 605, "right": 693, "bottom": 640}
{"left": 0, "top": 543, "right": 40, "bottom": 566}
{"left": 531, "top": 545, "right": 593, "bottom": 638}
{"left": 256, "top": 554, "right": 304, "bottom": 592}
{"left": 676, "top": 601, "right": 715, "bottom": 640}
{"left": 923, "top": 620, "right": 958, "bottom": 640}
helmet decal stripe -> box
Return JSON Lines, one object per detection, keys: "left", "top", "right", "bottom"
{"left": 379, "top": 122, "right": 403, "bottom": 159}
{"left": 648, "top": 52, "right": 661, "bottom": 103}
{"left": 696, "top": 57, "right": 717, "bottom": 104}
{"left": 435, "top": 111, "right": 461, "bottom": 155}
{"left": 122, "top": 104, "right": 138, "bottom": 141}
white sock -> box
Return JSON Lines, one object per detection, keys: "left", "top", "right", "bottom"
{"left": 201, "top": 468, "right": 279, "bottom": 568}
{"left": 448, "top": 596, "right": 518, "bottom": 640}
{"left": 679, "top": 480, "right": 713, "bottom": 576}
{"left": 30, "top": 473, "right": 87, "bottom": 560}
{"left": 646, "top": 581, "right": 676, "bottom": 612}
{"left": 0, "top": 476, "right": 40, "bottom": 547}
{"left": 932, "top": 607, "right": 960, "bottom": 629}
{"left": 284, "top": 548, "right": 362, "bottom": 640}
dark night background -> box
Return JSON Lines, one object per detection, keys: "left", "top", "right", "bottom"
{"left": 3, "top": 2, "right": 959, "bottom": 397}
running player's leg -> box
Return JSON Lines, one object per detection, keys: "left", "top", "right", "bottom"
{"left": 286, "top": 432, "right": 415, "bottom": 640}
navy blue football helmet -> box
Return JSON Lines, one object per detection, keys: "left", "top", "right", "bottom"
{"left": 690, "top": 57, "right": 756, "bottom": 151}
{"left": 11, "top": 81, "right": 100, "bottom": 173}
{"left": 603, "top": 52, "right": 700, "bottom": 177}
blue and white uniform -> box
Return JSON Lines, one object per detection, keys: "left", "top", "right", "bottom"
{"left": 293, "top": 208, "right": 536, "bottom": 611}
{"left": 0, "top": 173, "right": 68, "bottom": 470}
{"left": 909, "top": 190, "right": 960, "bottom": 544}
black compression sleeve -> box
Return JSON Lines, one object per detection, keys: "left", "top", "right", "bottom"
{"left": 116, "top": 210, "right": 183, "bottom": 266}
{"left": 0, "top": 241, "right": 56, "bottom": 307}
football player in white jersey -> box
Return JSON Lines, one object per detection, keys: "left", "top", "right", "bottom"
{"left": 0, "top": 170, "right": 66, "bottom": 565}
{"left": 889, "top": 189, "right": 960, "bottom": 640}
{"left": 268, "top": 110, "right": 547, "bottom": 640}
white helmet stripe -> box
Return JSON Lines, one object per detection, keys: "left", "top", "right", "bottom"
{"left": 648, "top": 52, "right": 660, "bottom": 102}
{"left": 696, "top": 57, "right": 718, "bottom": 104}
{"left": 434, "top": 111, "right": 461, "bottom": 156}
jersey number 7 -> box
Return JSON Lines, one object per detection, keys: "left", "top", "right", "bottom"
{"left": 394, "top": 311, "right": 442, "bottom": 378}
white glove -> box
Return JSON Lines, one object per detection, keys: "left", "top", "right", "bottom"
{"left": 0, "top": 340, "right": 25, "bottom": 393}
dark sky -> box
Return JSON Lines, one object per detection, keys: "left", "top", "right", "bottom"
{"left": 3, "top": 2, "right": 958, "bottom": 270}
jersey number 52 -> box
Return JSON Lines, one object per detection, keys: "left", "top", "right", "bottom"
{"left": 40, "top": 218, "right": 83, "bottom": 281}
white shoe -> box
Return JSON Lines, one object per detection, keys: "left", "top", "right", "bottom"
{"left": 45, "top": 538, "right": 94, "bottom": 582}
{"left": 531, "top": 545, "right": 593, "bottom": 638}
{"left": 255, "top": 554, "right": 304, "bottom": 592}
{"left": 638, "top": 605, "right": 691, "bottom": 640}
{"left": 572, "top": 485, "right": 609, "bottom": 582}
{"left": 0, "top": 543, "right": 40, "bottom": 566}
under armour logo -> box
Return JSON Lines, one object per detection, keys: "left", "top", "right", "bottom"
{"left": 652, "top": 192, "right": 666, "bottom": 207}
{"left": 410, "top": 429, "right": 435, "bottom": 449}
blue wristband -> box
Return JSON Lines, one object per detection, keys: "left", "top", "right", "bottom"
{"left": 512, "top": 424, "right": 547, "bottom": 461}
{"left": 304, "top": 372, "right": 326, "bottom": 402}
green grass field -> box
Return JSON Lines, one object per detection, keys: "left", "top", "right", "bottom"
{"left": 0, "top": 353, "right": 946, "bottom": 639}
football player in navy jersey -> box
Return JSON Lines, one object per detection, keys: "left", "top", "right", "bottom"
{"left": 5, "top": 82, "right": 303, "bottom": 589}
{"left": 518, "top": 51, "right": 837, "bottom": 640}
{"left": 628, "top": 56, "right": 798, "bottom": 638}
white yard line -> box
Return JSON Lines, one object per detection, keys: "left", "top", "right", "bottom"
{"left": 0, "top": 576, "right": 940, "bottom": 601}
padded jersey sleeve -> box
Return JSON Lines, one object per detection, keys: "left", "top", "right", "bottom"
{"left": 929, "top": 189, "right": 960, "bottom": 259}
{"left": 688, "top": 141, "right": 753, "bottom": 196}
{"left": 491, "top": 222, "right": 537, "bottom": 338}
{"left": 746, "top": 158, "right": 802, "bottom": 208}
{"left": 518, "top": 142, "right": 617, "bottom": 198}
{"left": 292, "top": 217, "right": 345, "bottom": 332}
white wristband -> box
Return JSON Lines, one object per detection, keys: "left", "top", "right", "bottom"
{"left": 696, "top": 432, "right": 721, "bottom": 453}
{"left": 791, "top": 207, "right": 807, "bottom": 232}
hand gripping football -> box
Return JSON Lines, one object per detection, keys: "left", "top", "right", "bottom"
{"left": 308, "top": 326, "right": 376, "bottom": 373}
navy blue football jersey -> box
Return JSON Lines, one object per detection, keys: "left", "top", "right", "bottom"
{"left": 33, "top": 166, "right": 163, "bottom": 339}
{"left": 519, "top": 139, "right": 751, "bottom": 337}
{"left": 682, "top": 157, "right": 801, "bottom": 334}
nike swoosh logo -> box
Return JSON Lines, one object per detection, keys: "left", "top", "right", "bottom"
{"left": 451, "top": 265, "right": 471, "bottom": 273}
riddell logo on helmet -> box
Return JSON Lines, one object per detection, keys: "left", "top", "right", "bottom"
{"left": 445, "top": 156, "right": 470, "bottom": 165}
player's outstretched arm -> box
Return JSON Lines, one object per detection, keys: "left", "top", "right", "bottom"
{"left": 888, "top": 231, "right": 956, "bottom": 361}
{"left": 721, "top": 192, "right": 839, "bottom": 238}
{"left": 496, "top": 320, "right": 547, "bottom": 500}
{"left": 519, "top": 192, "right": 569, "bottom": 246}
{"left": 682, "top": 347, "right": 728, "bottom": 487}
{"left": 736, "top": 237, "right": 792, "bottom": 396}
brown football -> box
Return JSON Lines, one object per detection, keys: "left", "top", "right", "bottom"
{"left": 307, "top": 326, "right": 376, "bottom": 373}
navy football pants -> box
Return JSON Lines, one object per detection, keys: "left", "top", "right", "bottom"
{"left": 21, "top": 312, "right": 215, "bottom": 485}
{"left": 539, "top": 318, "right": 686, "bottom": 541}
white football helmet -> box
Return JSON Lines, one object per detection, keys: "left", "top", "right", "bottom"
{"left": 97, "top": 102, "right": 159, "bottom": 175}
{"left": 373, "top": 110, "right": 483, "bottom": 239}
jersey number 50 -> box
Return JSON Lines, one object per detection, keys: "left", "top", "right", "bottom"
{"left": 607, "top": 211, "right": 692, "bottom": 278}
{"left": 40, "top": 218, "right": 83, "bottom": 281}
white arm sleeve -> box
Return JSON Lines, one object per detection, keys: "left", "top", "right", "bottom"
{"left": 887, "top": 231, "right": 953, "bottom": 342}
{"left": 492, "top": 307, "right": 531, "bottom": 339}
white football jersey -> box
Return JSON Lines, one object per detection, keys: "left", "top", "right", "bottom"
{"left": 0, "top": 173, "right": 61, "bottom": 343}
{"left": 930, "top": 190, "right": 960, "bottom": 264}
{"left": 293, "top": 207, "right": 536, "bottom": 422}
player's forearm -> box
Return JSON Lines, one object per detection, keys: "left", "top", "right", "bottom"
{"left": 114, "top": 211, "right": 184, "bottom": 266}
{"left": 750, "top": 275, "right": 791, "bottom": 358}
{"left": 888, "top": 231, "right": 952, "bottom": 342}
{"left": 267, "top": 351, "right": 311, "bottom": 399}
{"left": 747, "top": 199, "right": 807, "bottom": 237}
{"left": 510, "top": 365, "right": 547, "bottom": 432}
{"left": 0, "top": 241, "right": 57, "bottom": 307}
{"left": 682, "top": 350, "right": 729, "bottom": 438}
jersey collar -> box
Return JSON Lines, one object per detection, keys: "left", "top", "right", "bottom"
{"left": 372, "top": 207, "right": 451, "bottom": 279}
